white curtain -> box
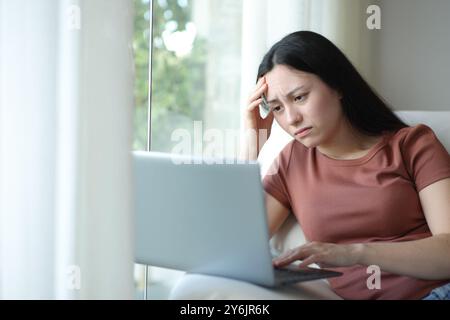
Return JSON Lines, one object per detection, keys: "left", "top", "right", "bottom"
{"left": 0, "top": 0, "right": 134, "bottom": 299}
{"left": 240, "top": 0, "right": 375, "bottom": 174}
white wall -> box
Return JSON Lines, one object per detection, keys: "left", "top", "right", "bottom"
{"left": 372, "top": 0, "right": 450, "bottom": 111}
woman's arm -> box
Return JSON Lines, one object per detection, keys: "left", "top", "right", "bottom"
{"left": 356, "top": 233, "right": 450, "bottom": 280}
{"left": 265, "top": 192, "right": 290, "bottom": 239}
{"left": 273, "top": 178, "right": 450, "bottom": 280}
{"left": 239, "top": 76, "right": 274, "bottom": 161}
{"left": 357, "top": 177, "right": 450, "bottom": 280}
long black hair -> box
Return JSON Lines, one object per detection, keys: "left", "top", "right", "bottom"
{"left": 257, "top": 31, "right": 408, "bottom": 136}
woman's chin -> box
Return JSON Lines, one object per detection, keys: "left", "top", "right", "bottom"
{"left": 294, "top": 136, "right": 317, "bottom": 148}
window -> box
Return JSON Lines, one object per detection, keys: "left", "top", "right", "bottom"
{"left": 133, "top": 0, "right": 243, "bottom": 299}
{"left": 133, "top": 0, "right": 151, "bottom": 151}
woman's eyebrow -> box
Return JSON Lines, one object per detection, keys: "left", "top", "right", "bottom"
{"left": 266, "top": 85, "right": 305, "bottom": 104}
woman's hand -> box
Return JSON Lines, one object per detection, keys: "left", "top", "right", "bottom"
{"left": 240, "top": 77, "right": 275, "bottom": 160}
{"left": 243, "top": 76, "right": 274, "bottom": 135}
{"left": 272, "top": 241, "right": 365, "bottom": 269}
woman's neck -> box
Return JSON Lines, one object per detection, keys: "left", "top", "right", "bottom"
{"left": 317, "top": 125, "right": 382, "bottom": 160}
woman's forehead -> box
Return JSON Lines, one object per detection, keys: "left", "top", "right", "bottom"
{"left": 265, "top": 66, "right": 314, "bottom": 86}
{"left": 265, "top": 67, "right": 315, "bottom": 100}
{"left": 267, "top": 64, "right": 311, "bottom": 78}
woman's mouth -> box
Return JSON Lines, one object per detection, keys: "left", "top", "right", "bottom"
{"left": 295, "top": 127, "right": 312, "bottom": 138}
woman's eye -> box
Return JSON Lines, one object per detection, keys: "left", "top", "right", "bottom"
{"left": 294, "top": 94, "right": 307, "bottom": 102}
{"left": 272, "top": 106, "right": 282, "bottom": 112}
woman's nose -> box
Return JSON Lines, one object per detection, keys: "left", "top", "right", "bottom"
{"left": 286, "top": 107, "right": 302, "bottom": 125}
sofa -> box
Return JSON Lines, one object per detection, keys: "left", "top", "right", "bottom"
{"left": 168, "top": 111, "right": 450, "bottom": 300}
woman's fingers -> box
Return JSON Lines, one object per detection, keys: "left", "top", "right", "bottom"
{"left": 273, "top": 242, "right": 359, "bottom": 269}
{"left": 247, "top": 77, "right": 267, "bottom": 104}
{"left": 247, "top": 84, "right": 267, "bottom": 105}
{"left": 256, "top": 76, "right": 266, "bottom": 88}
{"left": 298, "top": 254, "right": 322, "bottom": 268}
{"left": 272, "top": 250, "right": 291, "bottom": 267}
{"left": 246, "top": 97, "right": 263, "bottom": 113}
{"left": 273, "top": 247, "right": 311, "bottom": 267}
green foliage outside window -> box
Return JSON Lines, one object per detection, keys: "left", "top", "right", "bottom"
{"left": 133, "top": 0, "right": 207, "bottom": 152}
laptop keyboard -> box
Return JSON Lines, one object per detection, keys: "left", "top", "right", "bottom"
{"left": 274, "top": 267, "right": 342, "bottom": 285}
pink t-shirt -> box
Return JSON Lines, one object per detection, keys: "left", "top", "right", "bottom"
{"left": 263, "top": 124, "right": 450, "bottom": 300}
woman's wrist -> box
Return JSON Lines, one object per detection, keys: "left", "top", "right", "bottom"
{"left": 350, "top": 243, "right": 367, "bottom": 265}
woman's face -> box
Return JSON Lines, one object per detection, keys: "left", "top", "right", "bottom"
{"left": 264, "top": 64, "right": 344, "bottom": 148}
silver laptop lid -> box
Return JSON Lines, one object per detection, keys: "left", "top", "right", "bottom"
{"left": 133, "top": 151, "right": 276, "bottom": 286}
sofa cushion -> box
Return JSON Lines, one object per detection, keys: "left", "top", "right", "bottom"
{"left": 395, "top": 111, "right": 450, "bottom": 152}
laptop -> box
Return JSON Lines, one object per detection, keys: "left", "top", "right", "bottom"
{"left": 133, "top": 151, "right": 342, "bottom": 287}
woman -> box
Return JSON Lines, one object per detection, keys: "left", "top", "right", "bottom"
{"left": 242, "top": 31, "right": 450, "bottom": 300}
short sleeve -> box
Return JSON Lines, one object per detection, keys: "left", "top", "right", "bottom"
{"left": 401, "top": 124, "right": 450, "bottom": 191}
{"left": 262, "top": 143, "right": 293, "bottom": 209}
